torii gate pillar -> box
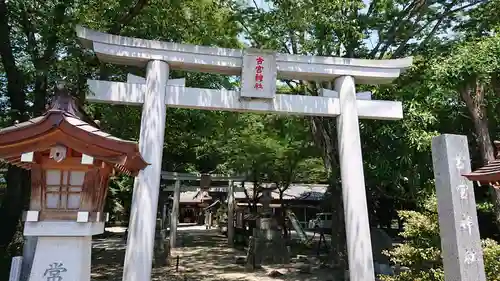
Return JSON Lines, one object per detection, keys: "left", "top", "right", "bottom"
{"left": 336, "top": 76, "right": 374, "bottom": 279}
{"left": 123, "top": 60, "right": 168, "bottom": 281}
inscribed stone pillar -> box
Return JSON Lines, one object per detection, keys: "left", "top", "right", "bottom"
{"left": 431, "top": 134, "right": 486, "bottom": 281}
{"left": 123, "top": 60, "right": 169, "bottom": 281}
{"left": 335, "top": 75, "right": 375, "bottom": 281}
{"left": 228, "top": 180, "right": 235, "bottom": 247}
{"left": 170, "top": 179, "right": 180, "bottom": 248}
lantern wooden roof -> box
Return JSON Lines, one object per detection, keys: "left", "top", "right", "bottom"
{"left": 0, "top": 83, "right": 148, "bottom": 176}
{"left": 463, "top": 141, "right": 500, "bottom": 187}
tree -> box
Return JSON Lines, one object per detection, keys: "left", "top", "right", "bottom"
{"left": 430, "top": 35, "right": 500, "bottom": 227}
{"left": 0, "top": 0, "right": 242, "bottom": 275}
{"left": 265, "top": 115, "right": 325, "bottom": 237}
{"left": 225, "top": 112, "right": 327, "bottom": 234}
{"left": 231, "top": 0, "right": 494, "bottom": 267}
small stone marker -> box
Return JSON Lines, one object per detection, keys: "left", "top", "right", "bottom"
{"left": 431, "top": 134, "right": 486, "bottom": 281}
{"left": 9, "top": 256, "right": 22, "bottom": 281}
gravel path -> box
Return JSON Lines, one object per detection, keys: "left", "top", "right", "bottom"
{"left": 91, "top": 225, "right": 338, "bottom": 281}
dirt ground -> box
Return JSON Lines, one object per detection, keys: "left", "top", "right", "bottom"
{"left": 91, "top": 226, "right": 339, "bottom": 281}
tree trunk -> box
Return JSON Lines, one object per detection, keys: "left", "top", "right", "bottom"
{"left": 329, "top": 183, "right": 346, "bottom": 270}
{"left": 278, "top": 191, "right": 288, "bottom": 239}
{"left": 0, "top": 0, "right": 31, "bottom": 258}
{"left": 309, "top": 114, "right": 347, "bottom": 269}
{"left": 0, "top": 167, "right": 31, "bottom": 250}
{"left": 460, "top": 81, "right": 500, "bottom": 228}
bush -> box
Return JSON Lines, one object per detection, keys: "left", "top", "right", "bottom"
{"left": 380, "top": 195, "right": 500, "bottom": 281}
{"left": 483, "top": 239, "right": 500, "bottom": 281}
{"left": 0, "top": 223, "right": 24, "bottom": 280}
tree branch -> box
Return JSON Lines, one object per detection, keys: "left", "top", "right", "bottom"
{"left": 0, "top": 0, "right": 25, "bottom": 122}
{"left": 369, "top": 0, "right": 419, "bottom": 58}
{"left": 366, "top": 0, "right": 379, "bottom": 18}
{"left": 391, "top": 0, "right": 486, "bottom": 58}
{"left": 99, "top": 0, "right": 149, "bottom": 81}
{"left": 390, "top": 10, "right": 432, "bottom": 58}
{"left": 32, "top": 1, "right": 69, "bottom": 115}
{"left": 18, "top": 7, "right": 39, "bottom": 65}
{"left": 377, "top": 0, "right": 424, "bottom": 59}
{"left": 108, "top": 0, "right": 149, "bottom": 35}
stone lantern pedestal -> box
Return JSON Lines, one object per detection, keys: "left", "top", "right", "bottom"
{"left": 25, "top": 221, "right": 104, "bottom": 281}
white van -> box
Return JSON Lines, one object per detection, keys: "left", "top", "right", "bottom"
{"left": 308, "top": 212, "right": 333, "bottom": 229}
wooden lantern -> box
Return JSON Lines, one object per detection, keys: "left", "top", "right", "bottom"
{"left": 0, "top": 84, "right": 148, "bottom": 223}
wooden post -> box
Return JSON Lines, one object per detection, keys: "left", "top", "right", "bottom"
{"left": 170, "top": 179, "right": 180, "bottom": 248}
{"left": 431, "top": 134, "right": 486, "bottom": 281}
{"left": 228, "top": 180, "right": 235, "bottom": 247}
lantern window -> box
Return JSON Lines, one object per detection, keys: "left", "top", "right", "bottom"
{"left": 44, "top": 170, "right": 85, "bottom": 210}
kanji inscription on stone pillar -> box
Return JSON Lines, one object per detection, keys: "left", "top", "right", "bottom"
{"left": 431, "top": 134, "right": 486, "bottom": 281}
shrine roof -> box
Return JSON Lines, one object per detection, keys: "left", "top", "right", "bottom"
{"left": 463, "top": 159, "right": 500, "bottom": 184}
{"left": 0, "top": 83, "right": 147, "bottom": 176}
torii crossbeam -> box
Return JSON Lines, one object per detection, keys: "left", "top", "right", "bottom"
{"left": 77, "top": 26, "right": 412, "bottom": 281}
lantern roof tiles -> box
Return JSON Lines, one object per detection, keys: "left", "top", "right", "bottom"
{"left": 0, "top": 83, "right": 147, "bottom": 176}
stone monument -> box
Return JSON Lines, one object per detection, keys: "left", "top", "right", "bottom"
{"left": 431, "top": 134, "right": 486, "bottom": 281}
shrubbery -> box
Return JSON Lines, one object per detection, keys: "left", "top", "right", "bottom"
{"left": 380, "top": 196, "right": 500, "bottom": 281}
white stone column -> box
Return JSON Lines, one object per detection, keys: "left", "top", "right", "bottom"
{"left": 29, "top": 237, "right": 91, "bottom": 281}
{"left": 431, "top": 134, "right": 486, "bottom": 281}
{"left": 227, "top": 180, "right": 235, "bottom": 247}
{"left": 123, "top": 60, "right": 169, "bottom": 281}
{"left": 25, "top": 222, "right": 103, "bottom": 281}
{"left": 170, "top": 179, "right": 180, "bottom": 248}
{"left": 335, "top": 76, "right": 375, "bottom": 281}
{"left": 9, "top": 256, "right": 22, "bottom": 281}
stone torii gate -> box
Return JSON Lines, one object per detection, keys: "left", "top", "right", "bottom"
{"left": 76, "top": 26, "right": 412, "bottom": 281}
{"left": 160, "top": 171, "right": 246, "bottom": 248}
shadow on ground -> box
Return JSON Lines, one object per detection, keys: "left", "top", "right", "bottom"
{"left": 91, "top": 228, "right": 339, "bottom": 281}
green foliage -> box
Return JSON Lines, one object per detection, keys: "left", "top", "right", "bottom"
{"left": 105, "top": 175, "right": 134, "bottom": 223}
{"left": 430, "top": 35, "right": 500, "bottom": 93}
{"left": 381, "top": 196, "right": 500, "bottom": 281}
{"left": 483, "top": 238, "right": 500, "bottom": 280}
{"left": 215, "top": 203, "right": 228, "bottom": 224}
{"left": 2, "top": 0, "right": 500, "bottom": 278}
{"left": 225, "top": 112, "right": 327, "bottom": 202}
